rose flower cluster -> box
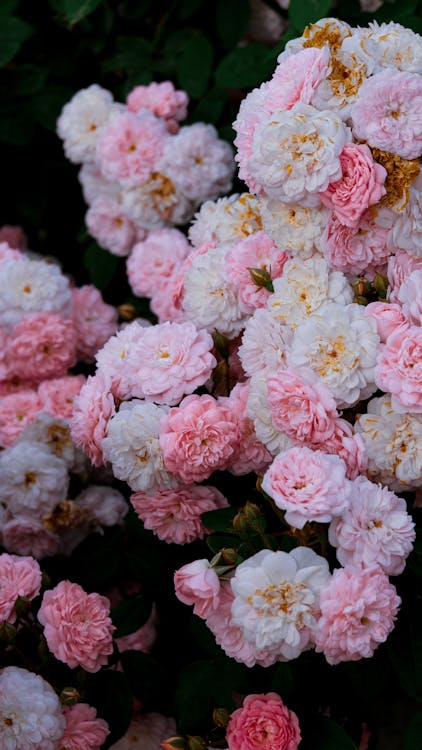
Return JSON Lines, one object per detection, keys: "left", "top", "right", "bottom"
{"left": 57, "top": 80, "right": 234, "bottom": 259}
{"left": 0, "top": 231, "right": 129, "bottom": 559}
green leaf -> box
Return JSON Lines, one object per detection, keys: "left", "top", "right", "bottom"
{"left": 270, "top": 663, "right": 294, "bottom": 698}
{"left": 404, "top": 711, "right": 422, "bottom": 750}
{"left": 288, "top": 0, "right": 333, "bottom": 31}
{"left": 206, "top": 533, "right": 239, "bottom": 554}
{"left": 301, "top": 716, "right": 358, "bottom": 750}
{"left": 121, "top": 0, "right": 151, "bottom": 18}
{"left": 192, "top": 87, "right": 226, "bottom": 125}
{"left": 389, "top": 607, "right": 422, "bottom": 702}
{"left": 85, "top": 671, "right": 132, "bottom": 749}
{"left": 102, "top": 36, "right": 152, "bottom": 74}
{"left": 32, "top": 85, "right": 73, "bottom": 129}
{"left": 112, "top": 595, "right": 153, "bottom": 639}
{"left": 49, "top": 0, "right": 104, "bottom": 26}
{"left": 176, "top": 33, "right": 213, "bottom": 99}
{"left": 0, "top": 16, "right": 33, "bottom": 67}
{"left": 4, "top": 65, "right": 48, "bottom": 95}
{"left": 84, "top": 242, "right": 119, "bottom": 292}
{"left": 216, "top": 0, "right": 249, "bottom": 48}
{"left": 0, "top": 0, "right": 20, "bottom": 15}
{"left": 189, "top": 615, "right": 224, "bottom": 656}
{"left": 175, "top": 660, "right": 215, "bottom": 732}
{"left": 178, "top": 0, "right": 203, "bottom": 19}
{"left": 215, "top": 44, "right": 276, "bottom": 89}
{"left": 201, "top": 507, "right": 237, "bottom": 533}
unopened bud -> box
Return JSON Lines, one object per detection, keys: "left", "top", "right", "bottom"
{"left": 354, "top": 295, "right": 368, "bottom": 306}
{"left": 0, "top": 622, "right": 16, "bottom": 641}
{"left": 187, "top": 737, "right": 207, "bottom": 750}
{"left": 232, "top": 508, "right": 249, "bottom": 534}
{"left": 117, "top": 303, "right": 138, "bottom": 321}
{"left": 213, "top": 707, "right": 231, "bottom": 728}
{"left": 14, "top": 595, "right": 31, "bottom": 617}
{"left": 373, "top": 272, "right": 388, "bottom": 298}
{"left": 353, "top": 278, "right": 371, "bottom": 298}
{"left": 247, "top": 266, "right": 274, "bottom": 291}
{"left": 60, "top": 686, "right": 80, "bottom": 706}
{"left": 213, "top": 329, "right": 230, "bottom": 358}
{"left": 243, "top": 501, "right": 263, "bottom": 526}
{"left": 160, "top": 737, "right": 187, "bottom": 750}
{"left": 212, "top": 360, "right": 228, "bottom": 386}
{"left": 220, "top": 548, "right": 238, "bottom": 566}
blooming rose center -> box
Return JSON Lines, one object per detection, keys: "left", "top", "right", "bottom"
{"left": 248, "top": 580, "right": 310, "bottom": 622}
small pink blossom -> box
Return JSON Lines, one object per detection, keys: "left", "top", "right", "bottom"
{"left": 59, "top": 704, "right": 109, "bottom": 750}
{"left": 329, "top": 475, "right": 415, "bottom": 575}
{"left": 352, "top": 70, "right": 422, "bottom": 160}
{"left": 160, "top": 394, "right": 240, "bottom": 483}
{"left": 387, "top": 250, "right": 422, "bottom": 303}
{"left": 364, "top": 301, "right": 409, "bottom": 343}
{"left": 220, "top": 382, "right": 272, "bottom": 475}
{"left": 375, "top": 327, "right": 422, "bottom": 412}
{"left": 264, "top": 46, "right": 330, "bottom": 113}
{"left": 0, "top": 553, "right": 42, "bottom": 624}
{"left": 86, "top": 197, "right": 137, "bottom": 257}
{"left": 315, "top": 565, "right": 401, "bottom": 664}
{"left": 267, "top": 367, "right": 339, "bottom": 446}
{"left": 0, "top": 225, "right": 27, "bottom": 249}
{"left": 262, "top": 446, "right": 350, "bottom": 528}
{"left": 38, "top": 375, "right": 86, "bottom": 420}
{"left": 131, "top": 484, "right": 228, "bottom": 544}
{"left": 95, "top": 320, "right": 147, "bottom": 400}
{"left": 174, "top": 559, "right": 220, "bottom": 619}
{"left": 2, "top": 517, "right": 60, "bottom": 559}
{"left": 0, "top": 241, "right": 22, "bottom": 264}
{"left": 226, "top": 231, "right": 290, "bottom": 311}
{"left": 126, "top": 228, "right": 190, "bottom": 299}
{"left": 96, "top": 110, "right": 168, "bottom": 188}
{"left": 321, "top": 210, "right": 390, "bottom": 276}
{"left": 398, "top": 269, "right": 422, "bottom": 326}
{"left": 226, "top": 693, "right": 301, "bottom": 750}
{"left": 324, "top": 424, "right": 367, "bottom": 481}
{"left": 38, "top": 580, "right": 115, "bottom": 672}
{"left": 0, "top": 389, "right": 41, "bottom": 447}
{"left": 320, "top": 144, "right": 386, "bottom": 227}
{"left": 150, "top": 277, "right": 186, "bottom": 323}
{"left": 70, "top": 373, "right": 115, "bottom": 466}
{"left": 71, "top": 285, "right": 118, "bottom": 362}
{"left": 127, "top": 81, "right": 189, "bottom": 122}
{"left": 8, "top": 313, "right": 77, "bottom": 381}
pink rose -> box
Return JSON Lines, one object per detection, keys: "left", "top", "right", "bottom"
{"left": 375, "top": 327, "right": 422, "bottom": 412}
{"left": 174, "top": 559, "right": 220, "bottom": 619}
{"left": 38, "top": 580, "right": 115, "bottom": 672}
{"left": 8, "top": 313, "right": 77, "bottom": 381}
{"left": 226, "top": 693, "right": 301, "bottom": 750}
{"left": 365, "top": 301, "right": 409, "bottom": 343}
{"left": 320, "top": 144, "right": 386, "bottom": 227}
{"left": 0, "top": 553, "right": 42, "bottom": 624}
{"left": 2, "top": 517, "right": 60, "bottom": 559}
{"left": 321, "top": 210, "right": 390, "bottom": 276}
{"left": 0, "top": 390, "right": 41, "bottom": 447}
{"left": 59, "top": 703, "right": 109, "bottom": 750}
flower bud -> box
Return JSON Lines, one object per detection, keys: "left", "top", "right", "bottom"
{"left": 373, "top": 272, "right": 388, "bottom": 298}
{"left": 161, "top": 737, "right": 187, "bottom": 750}
{"left": 213, "top": 707, "right": 231, "bottom": 728}
{"left": 354, "top": 295, "right": 368, "bottom": 306}
{"left": 220, "top": 548, "right": 238, "bottom": 566}
{"left": 213, "top": 329, "right": 230, "bottom": 358}
{"left": 247, "top": 266, "right": 274, "bottom": 291}
{"left": 243, "top": 501, "right": 263, "bottom": 527}
{"left": 232, "top": 508, "right": 249, "bottom": 534}
{"left": 117, "top": 303, "right": 138, "bottom": 321}
{"left": 60, "top": 686, "right": 80, "bottom": 706}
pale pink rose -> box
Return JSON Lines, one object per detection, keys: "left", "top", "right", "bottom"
{"left": 127, "top": 81, "right": 189, "bottom": 122}
{"left": 75, "top": 485, "right": 127, "bottom": 527}
{"left": 226, "top": 693, "right": 301, "bottom": 750}
{"left": 0, "top": 225, "right": 27, "bottom": 249}
{"left": 351, "top": 70, "right": 422, "bottom": 160}
{"left": 233, "top": 82, "right": 270, "bottom": 194}
{"left": 0, "top": 553, "right": 42, "bottom": 624}
{"left": 8, "top": 313, "right": 77, "bottom": 381}
{"left": 174, "top": 559, "right": 220, "bottom": 619}
{"left": 149, "top": 277, "right": 186, "bottom": 324}
{"left": 315, "top": 565, "right": 401, "bottom": 664}
{"left": 96, "top": 110, "right": 168, "bottom": 188}
{"left": 124, "top": 321, "right": 216, "bottom": 406}
{"left": 220, "top": 382, "right": 272, "bottom": 475}
{"left": 95, "top": 320, "right": 147, "bottom": 400}
{"left": 226, "top": 231, "right": 290, "bottom": 311}
{"left": 131, "top": 484, "right": 228, "bottom": 544}
{"left": 38, "top": 375, "right": 86, "bottom": 420}
{"left": 171, "top": 241, "right": 214, "bottom": 312}
{"left": 71, "top": 285, "right": 118, "bottom": 362}
{"left": 364, "top": 301, "right": 409, "bottom": 343}
{"left": 126, "top": 228, "right": 190, "bottom": 299}
{"left": 0, "top": 389, "right": 41, "bottom": 447}
{"left": 160, "top": 394, "right": 240, "bottom": 483}
{"left": 115, "top": 604, "right": 158, "bottom": 653}
{"left": 38, "top": 580, "right": 115, "bottom": 672}
{"left": 206, "top": 581, "right": 277, "bottom": 668}
{"left": 0, "top": 376, "right": 38, "bottom": 397}
{"left": 398, "top": 269, "right": 422, "bottom": 326}
{"left": 326, "top": 425, "right": 367, "bottom": 481}
{"left": 0, "top": 326, "right": 9, "bottom": 380}
{"left": 70, "top": 373, "right": 115, "bottom": 466}
{"left": 59, "top": 703, "right": 109, "bottom": 750}
{"left": 387, "top": 250, "right": 422, "bottom": 303}
{"left": 264, "top": 46, "right": 330, "bottom": 113}
{"left": 262, "top": 446, "right": 350, "bottom": 528}
{"left": 329, "top": 475, "right": 415, "bottom": 575}
{"left": 266, "top": 367, "right": 338, "bottom": 445}
{"left": 2, "top": 517, "right": 60, "bottom": 559}
{"left": 375, "top": 327, "right": 422, "bottom": 412}
{"left": 0, "top": 241, "right": 22, "bottom": 263}
{"left": 86, "top": 197, "right": 137, "bottom": 257}
{"left": 321, "top": 210, "right": 390, "bottom": 276}
{"left": 319, "top": 144, "right": 386, "bottom": 227}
